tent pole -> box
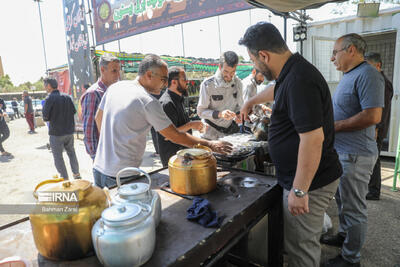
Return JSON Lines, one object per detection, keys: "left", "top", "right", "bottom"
{"left": 181, "top": 24, "right": 186, "bottom": 57}
{"left": 34, "top": 0, "right": 48, "bottom": 75}
{"left": 217, "top": 16, "right": 222, "bottom": 55}
{"left": 283, "top": 16, "right": 287, "bottom": 42}
{"left": 86, "top": 0, "right": 96, "bottom": 49}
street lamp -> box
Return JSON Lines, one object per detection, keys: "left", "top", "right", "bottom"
{"left": 34, "top": 0, "right": 49, "bottom": 75}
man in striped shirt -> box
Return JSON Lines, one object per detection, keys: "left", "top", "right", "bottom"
{"left": 81, "top": 54, "right": 121, "bottom": 160}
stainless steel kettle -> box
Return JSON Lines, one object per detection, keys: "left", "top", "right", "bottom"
{"left": 112, "top": 167, "right": 162, "bottom": 226}
{"left": 92, "top": 203, "right": 156, "bottom": 267}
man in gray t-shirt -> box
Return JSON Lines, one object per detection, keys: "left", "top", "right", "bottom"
{"left": 321, "top": 34, "right": 384, "bottom": 267}
{"left": 93, "top": 54, "right": 232, "bottom": 188}
{"left": 23, "top": 91, "right": 35, "bottom": 134}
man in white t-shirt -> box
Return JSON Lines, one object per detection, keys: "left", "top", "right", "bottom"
{"left": 93, "top": 54, "right": 232, "bottom": 188}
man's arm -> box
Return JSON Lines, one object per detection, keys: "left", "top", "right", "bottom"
{"left": 196, "top": 81, "right": 215, "bottom": 120}
{"left": 240, "top": 84, "right": 274, "bottom": 121}
{"left": 81, "top": 92, "right": 100, "bottom": 157}
{"left": 288, "top": 127, "right": 324, "bottom": 216}
{"left": 95, "top": 108, "right": 103, "bottom": 134}
{"left": 335, "top": 107, "right": 382, "bottom": 132}
{"left": 176, "top": 121, "right": 203, "bottom": 133}
{"left": 159, "top": 125, "right": 232, "bottom": 154}
{"left": 42, "top": 97, "right": 52, "bottom": 121}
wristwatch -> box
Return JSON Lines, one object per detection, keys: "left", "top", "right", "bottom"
{"left": 293, "top": 188, "right": 308, "bottom": 198}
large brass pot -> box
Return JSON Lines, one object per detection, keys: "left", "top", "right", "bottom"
{"left": 29, "top": 179, "right": 109, "bottom": 261}
{"left": 168, "top": 146, "right": 217, "bottom": 195}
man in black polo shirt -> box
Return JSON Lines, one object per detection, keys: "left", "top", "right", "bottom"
{"left": 42, "top": 77, "right": 81, "bottom": 180}
{"left": 239, "top": 22, "right": 342, "bottom": 267}
{"left": 157, "top": 66, "right": 205, "bottom": 166}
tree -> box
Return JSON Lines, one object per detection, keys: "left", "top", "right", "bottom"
{"left": 0, "top": 74, "right": 14, "bottom": 92}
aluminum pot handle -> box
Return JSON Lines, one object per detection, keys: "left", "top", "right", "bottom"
{"left": 116, "top": 167, "right": 152, "bottom": 191}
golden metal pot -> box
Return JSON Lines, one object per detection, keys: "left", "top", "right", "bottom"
{"left": 168, "top": 145, "right": 217, "bottom": 195}
{"left": 29, "top": 179, "right": 109, "bottom": 261}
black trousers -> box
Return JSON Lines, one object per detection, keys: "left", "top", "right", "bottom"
{"left": 0, "top": 121, "right": 10, "bottom": 153}
{"left": 151, "top": 127, "right": 159, "bottom": 154}
{"left": 368, "top": 138, "right": 382, "bottom": 196}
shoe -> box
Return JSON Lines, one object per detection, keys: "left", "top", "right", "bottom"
{"left": 366, "top": 192, "right": 380, "bottom": 200}
{"left": 322, "top": 255, "right": 360, "bottom": 267}
{"left": 73, "top": 174, "right": 82, "bottom": 180}
{"left": 320, "top": 233, "right": 345, "bottom": 247}
{"left": 151, "top": 152, "right": 159, "bottom": 158}
{"left": 1, "top": 152, "right": 11, "bottom": 156}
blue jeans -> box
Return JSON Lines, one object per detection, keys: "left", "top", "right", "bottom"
{"left": 336, "top": 153, "right": 377, "bottom": 263}
{"left": 93, "top": 168, "right": 138, "bottom": 189}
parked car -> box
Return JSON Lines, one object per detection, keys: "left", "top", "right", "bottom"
{"left": 18, "top": 99, "right": 43, "bottom": 117}
{"left": 4, "top": 101, "right": 15, "bottom": 120}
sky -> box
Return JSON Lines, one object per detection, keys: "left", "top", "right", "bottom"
{"left": 0, "top": 1, "right": 397, "bottom": 86}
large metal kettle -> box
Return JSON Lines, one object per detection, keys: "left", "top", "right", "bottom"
{"left": 112, "top": 167, "right": 161, "bottom": 227}
{"left": 92, "top": 203, "right": 156, "bottom": 267}
{"left": 168, "top": 145, "right": 217, "bottom": 195}
{"left": 29, "top": 179, "right": 109, "bottom": 261}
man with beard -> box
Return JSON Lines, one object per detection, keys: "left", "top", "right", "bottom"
{"left": 156, "top": 66, "right": 206, "bottom": 166}
{"left": 197, "top": 51, "right": 243, "bottom": 140}
{"left": 239, "top": 22, "right": 342, "bottom": 267}
{"left": 93, "top": 55, "right": 232, "bottom": 188}
{"left": 241, "top": 68, "right": 271, "bottom": 131}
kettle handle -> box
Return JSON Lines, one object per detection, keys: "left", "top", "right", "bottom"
{"left": 115, "top": 167, "right": 152, "bottom": 191}
{"left": 33, "top": 178, "right": 65, "bottom": 199}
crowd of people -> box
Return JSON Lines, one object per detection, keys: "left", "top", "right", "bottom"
{"left": 0, "top": 21, "right": 394, "bottom": 267}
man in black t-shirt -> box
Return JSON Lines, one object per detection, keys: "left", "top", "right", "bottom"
{"left": 157, "top": 66, "right": 205, "bottom": 166}
{"left": 239, "top": 22, "right": 342, "bottom": 267}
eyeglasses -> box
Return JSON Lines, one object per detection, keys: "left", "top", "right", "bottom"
{"left": 152, "top": 72, "right": 168, "bottom": 83}
{"left": 332, "top": 47, "right": 348, "bottom": 57}
{"left": 173, "top": 77, "right": 188, "bottom": 82}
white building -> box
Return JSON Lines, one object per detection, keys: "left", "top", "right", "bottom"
{"left": 301, "top": 7, "right": 400, "bottom": 156}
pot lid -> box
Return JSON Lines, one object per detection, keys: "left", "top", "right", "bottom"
{"left": 37, "top": 180, "right": 91, "bottom": 193}
{"left": 177, "top": 148, "right": 211, "bottom": 160}
{"left": 102, "top": 203, "right": 141, "bottom": 223}
{"left": 118, "top": 183, "right": 149, "bottom": 197}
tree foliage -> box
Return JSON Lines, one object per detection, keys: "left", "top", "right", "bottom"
{"left": 0, "top": 74, "right": 44, "bottom": 93}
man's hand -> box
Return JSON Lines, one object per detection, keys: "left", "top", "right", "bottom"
{"left": 208, "top": 140, "right": 233, "bottom": 154}
{"left": 240, "top": 101, "right": 253, "bottom": 123}
{"left": 219, "top": 110, "right": 236, "bottom": 120}
{"left": 288, "top": 190, "right": 309, "bottom": 216}
{"left": 260, "top": 104, "right": 272, "bottom": 115}
{"left": 190, "top": 121, "right": 205, "bottom": 132}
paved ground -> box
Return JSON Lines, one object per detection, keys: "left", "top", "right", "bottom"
{"left": 320, "top": 158, "right": 400, "bottom": 267}
{"left": 0, "top": 117, "right": 162, "bottom": 226}
{"left": 1, "top": 117, "right": 400, "bottom": 266}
